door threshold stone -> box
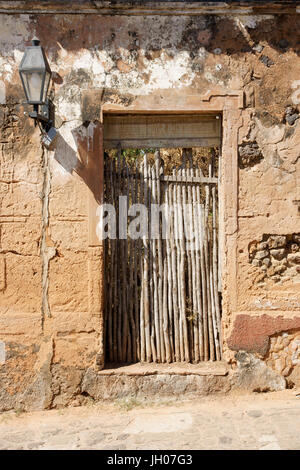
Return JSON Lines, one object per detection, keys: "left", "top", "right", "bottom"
{"left": 97, "top": 361, "right": 229, "bottom": 376}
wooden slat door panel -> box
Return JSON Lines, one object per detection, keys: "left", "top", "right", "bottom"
{"left": 104, "top": 149, "right": 221, "bottom": 364}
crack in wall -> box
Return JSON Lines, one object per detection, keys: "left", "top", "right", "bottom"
{"left": 0, "top": 250, "right": 34, "bottom": 256}
{"left": 40, "top": 147, "right": 56, "bottom": 325}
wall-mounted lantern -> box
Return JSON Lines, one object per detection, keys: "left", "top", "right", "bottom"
{"left": 19, "top": 37, "right": 57, "bottom": 148}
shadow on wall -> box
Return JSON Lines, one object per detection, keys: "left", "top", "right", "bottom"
{"left": 53, "top": 123, "right": 102, "bottom": 204}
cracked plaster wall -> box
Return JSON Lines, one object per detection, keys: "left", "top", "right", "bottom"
{"left": 0, "top": 5, "right": 300, "bottom": 409}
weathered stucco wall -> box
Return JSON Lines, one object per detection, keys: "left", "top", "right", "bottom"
{"left": 0, "top": 1, "right": 300, "bottom": 409}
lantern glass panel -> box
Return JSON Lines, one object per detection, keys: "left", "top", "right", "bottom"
{"left": 42, "top": 71, "right": 51, "bottom": 102}
{"left": 19, "top": 43, "right": 52, "bottom": 105}
{"left": 21, "top": 70, "right": 44, "bottom": 103}
{"left": 21, "top": 46, "right": 46, "bottom": 69}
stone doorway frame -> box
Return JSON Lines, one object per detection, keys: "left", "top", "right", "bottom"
{"left": 81, "top": 88, "right": 243, "bottom": 369}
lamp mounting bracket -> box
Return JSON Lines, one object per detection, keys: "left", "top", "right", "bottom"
{"left": 29, "top": 99, "right": 55, "bottom": 132}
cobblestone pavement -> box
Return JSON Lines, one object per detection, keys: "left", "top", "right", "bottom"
{"left": 0, "top": 390, "right": 299, "bottom": 450}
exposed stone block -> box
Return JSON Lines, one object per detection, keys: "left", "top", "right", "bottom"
{"left": 262, "top": 257, "right": 271, "bottom": 268}
{"left": 268, "top": 236, "right": 287, "bottom": 249}
{"left": 249, "top": 234, "right": 300, "bottom": 284}
{"left": 255, "top": 250, "right": 269, "bottom": 260}
{"left": 0, "top": 220, "right": 41, "bottom": 256}
{"left": 53, "top": 334, "right": 98, "bottom": 368}
{"left": 285, "top": 106, "right": 299, "bottom": 126}
{"left": 0, "top": 253, "right": 42, "bottom": 313}
{"left": 49, "top": 220, "right": 88, "bottom": 251}
{"left": 48, "top": 252, "right": 89, "bottom": 312}
{"left": 81, "top": 368, "right": 231, "bottom": 401}
{"left": 270, "top": 248, "right": 286, "bottom": 260}
{"left": 0, "top": 255, "right": 5, "bottom": 291}
{"left": 49, "top": 180, "right": 88, "bottom": 219}
{"left": 0, "top": 339, "right": 53, "bottom": 412}
{"left": 287, "top": 253, "right": 300, "bottom": 265}
{"left": 266, "top": 331, "right": 300, "bottom": 387}
{"left": 0, "top": 182, "right": 42, "bottom": 217}
{"left": 232, "top": 352, "right": 286, "bottom": 392}
{"left": 238, "top": 141, "right": 263, "bottom": 169}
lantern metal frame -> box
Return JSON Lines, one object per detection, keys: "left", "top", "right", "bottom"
{"left": 19, "top": 37, "right": 54, "bottom": 132}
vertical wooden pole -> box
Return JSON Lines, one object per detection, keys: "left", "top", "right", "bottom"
{"left": 128, "top": 163, "right": 137, "bottom": 362}
{"left": 169, "top": 178, "right": 180, "bottom": 361}
{"left": 196, "top": 171, "right": 209, "bottom": 361}
{"left": 187, "top": 165, "right": 200, "bottom": 362}
{"left": 173, "top": 168, "right": 184, "bottom": 361}
{"left": 211, "top": 150, "right": 221, "bottom": 360}
{"left": 116, "top": 152, "right": 122, "bottom": 362}
{"left": 143, "top": 154, "right": 151, "bottom": 362}
{"left": 140, "top": 160, "right": 146, "bottom": 362}
{"left": 156, "top": 151, "right": 171, "bottom": 363}
{"left": 133, "top": 159, "right": 141, "bottom": 361}
{"left": 107, "top": 158, "right": 114, "bottom": 362}
{"left": 204, "top": 167, "right": 215, "bottom": 361}
{"left": 151, "top": 163, "right": 160, "bottom": 362}
{"left": 181, "top": 164, "right": 193, "bottom": 362}
{"left": 177, "top": 167, "right": 190, "bottom": 362}
{"left": 192, "top": 168, "right": 203, "bottom": 361}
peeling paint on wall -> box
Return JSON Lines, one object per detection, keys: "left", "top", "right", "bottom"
{"left": 0, "top": 80, "right": 5, "bottom": 104}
